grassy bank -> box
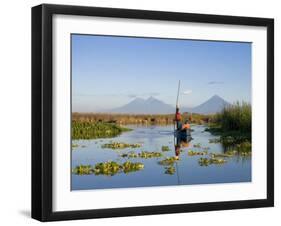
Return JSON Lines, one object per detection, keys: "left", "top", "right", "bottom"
{"left": 72, "top": 121, "right": 132, "bottom": 139}
{"left": 207, "top": 102, "right": 251, "bottom": 147}
{"left": 72, "top": 112, "right": 210, "bottom": 125}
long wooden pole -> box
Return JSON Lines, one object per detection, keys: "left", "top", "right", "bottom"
{"left": 174, "top": 80, "right": 181, "bottom": 185}
{"left": 176, "top": 80, "right": 181, "bottom": 108}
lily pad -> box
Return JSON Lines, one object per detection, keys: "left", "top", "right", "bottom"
{"left": 165, "top": 166, "right": 176, "bottom": 175}
{"left": 161, "top": 146, "right": 170, "bottom": 152}
{"left": 72, "top": 164, "right": 93, "bottom": 174}
{"left": 209, "top": 153, "right": 233, "bottom": 158}
{"left": 198, "top": 157, "right": 227, "bottom": 166}
{"left": 188, "top": 150, "right": 208, "bottom": 156}
{"left": 72, "top": 143, "right": 79, "bottom": 148}
{"left": 101, "top": 142, "right": 141, "bottom": 149}
{"left": 158, "top": 157, "right": 178, "bottom": 166}
{"left": 72, "top": 161, "right": 144, "bottom": 176}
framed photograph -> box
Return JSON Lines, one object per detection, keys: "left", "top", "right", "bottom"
{"left": 32, "top": 4, "right": 274, "bottom": 221}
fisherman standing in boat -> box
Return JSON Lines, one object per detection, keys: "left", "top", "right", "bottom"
{"left": 175, "top": 106, "right": 182, "bottom": 130}
{"left": 174, "top": 119, "right": 191, "bottom": 159}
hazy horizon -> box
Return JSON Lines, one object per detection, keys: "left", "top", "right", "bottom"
{"left": 72, "top": 34, "right": 252, "bottom": 112}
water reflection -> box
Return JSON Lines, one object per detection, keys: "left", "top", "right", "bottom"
{"left": 72, "top": 125, "right": 251, "bottom": 190}
{"left": 174, "top": 134, "right": 192, "bottom": 159}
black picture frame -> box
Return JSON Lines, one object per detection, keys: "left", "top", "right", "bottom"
{"left": 32, "top": 3, "right": 274, "bottom": 222}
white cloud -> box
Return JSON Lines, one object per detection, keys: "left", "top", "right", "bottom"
{"left": 182, "top": 90, "right": 192, "bottom": 95}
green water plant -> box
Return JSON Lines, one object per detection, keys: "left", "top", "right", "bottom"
{"left": 188, "top": 150, "right": 208, "bottom": 156}
{"left": 161, "top": 146, "right": 170, "bottom": 152}
{"left": 121, "top": 151, "right": 163, "bottom": 159}
{"left": 158, "top": 157, "right": 178, "bottom": 166}
{"left": 236, "top": 141, "right": 251, "bottom": 152}
{"left": 122, "top": 161, "right": 144, "bottom": 173}
{"left": 240, "top": 151, "right": 252, "bottom": 156}
{"left": 72, "top": 121, "right": 132, "bottom": 139}
{"left": 165, "top": 166, "right": 176, "bottom": 175}
{"left": 225, "top": 150, "right": 238, "bottom": 155}
{"left": 72, "top": 143, "right": 79, "bottom": 148}
{"left": 72, "top": 161, "right": 144, "bottom": 176}
{"left": 209, "top": 138, "right": 221, "bottom": 143}
{"left": 138, "top": 151, "right": 162, "bottom": 158}
{"left": 94, "top": 161, "right": 122, "bottom": 175}
{"left": 120, "top": 152, "right": 138, "bottom": 158}
{"left": 209, "top": 153, "right": 233, "bottom": 158}
{"left": 198, "top": 157, "right": 227, "bottom": 166}
{"left": 72, "top": 164, "right": 93, "bottom": 175}
{"left": 101, "top": 142, "right": 141, "bottom": 149}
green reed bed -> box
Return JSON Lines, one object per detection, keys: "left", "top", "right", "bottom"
{"left": 206, "top": 102, "right": 252, "bottom": 157}
{"left": 72, "top": 121, "right": 132, "bottom": 139}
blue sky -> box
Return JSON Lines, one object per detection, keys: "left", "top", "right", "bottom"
{"left": 72, "top": 34, "right": 251, "bottom": 112}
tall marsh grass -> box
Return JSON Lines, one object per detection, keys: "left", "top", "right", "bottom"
{"left": 210, "top": 102, "right": 252, "bottom": 145}
{"left": 216, "top": 102, "right": 251, "bottom": 133}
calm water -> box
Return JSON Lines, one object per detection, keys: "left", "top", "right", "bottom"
{"left": 72, "top": 125, "right": 251, "bottom": 190}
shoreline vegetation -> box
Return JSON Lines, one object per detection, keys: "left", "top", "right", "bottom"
{"left": 72, "top": 121, "right": 132, "bottom": 139}
{"left": 206, "top": 102, "right": 252, "bottom": 155}
{"left": 72, "top": 102, "right": 252, "bottom": 175}
{"left": 71, "top": 112, "right": 211, "bottom": 140}
{"left": 72, "top": 112, "right": 211, "bottom": 125}
{"left": 72, "top": 101, "right": 251, "bottom": 156}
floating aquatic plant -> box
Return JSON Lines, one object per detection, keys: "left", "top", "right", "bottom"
{"left": 121, "top": 151, "right": 162, "bottom": 159}
{"left": 101, "top": 142, "right": 141, "bottom": 149}
{"left": 209, "top": 138, "right": 221, "bottom": 143}
{"left": 240, "top": 151, "right": 252, "bottom": 156}
{"left": 236, "top": 141, "right": 251, "bottom": 152}
{"left": 120, "top": 152, "right": 138, "bottom": 158}
{"left": 94, "top": 161, "right": 122, "bottom": 175}
{"left": 72, "top": 143, "right": 79, "bottom": 148}
{"left": 198, "top": 157, "right": 227, "bottom": 166}
{"left": 72, "top": 161, "right": 144, "bottom": 176}
{"left": 72, "top": 164, "right": 93, "bottom": 174}
{"left": 193, "top": 143, "right": 201, "bottom": 148}
{"left": 158, "top": 157, "right": 178, "bottom": 166}
{"left": 122, "top": 161, "right": 144, "bottom": 173}
{"left": 138, "top": 151, "right": 162, "bottom": 158}
{"left": 209, "top": 153, "right": 233, "bottom": 158}
{"left": 165, "top": 166, "right": 176, "bottom": 175}
{"left": 188, "top": 150, "right": 208, "bottom": 156}
{"left": 225, "top": 150, "right": 238, "bottom": 155}
{"left": 161, "top": 146, "right": 170, "bottom": 152}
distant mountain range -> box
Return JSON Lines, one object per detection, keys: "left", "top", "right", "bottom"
{"left": 110, "top": 95, "right": 230, "bottom": 115}
{"left": 111, "top": 96, "right": 174, "bottom": 114}
{"left": 182, "top": 95, "right": 230, "bottom": 114}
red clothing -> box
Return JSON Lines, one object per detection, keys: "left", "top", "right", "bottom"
{"left": 175, "top": 112, "right": 181, "bottom": 121}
